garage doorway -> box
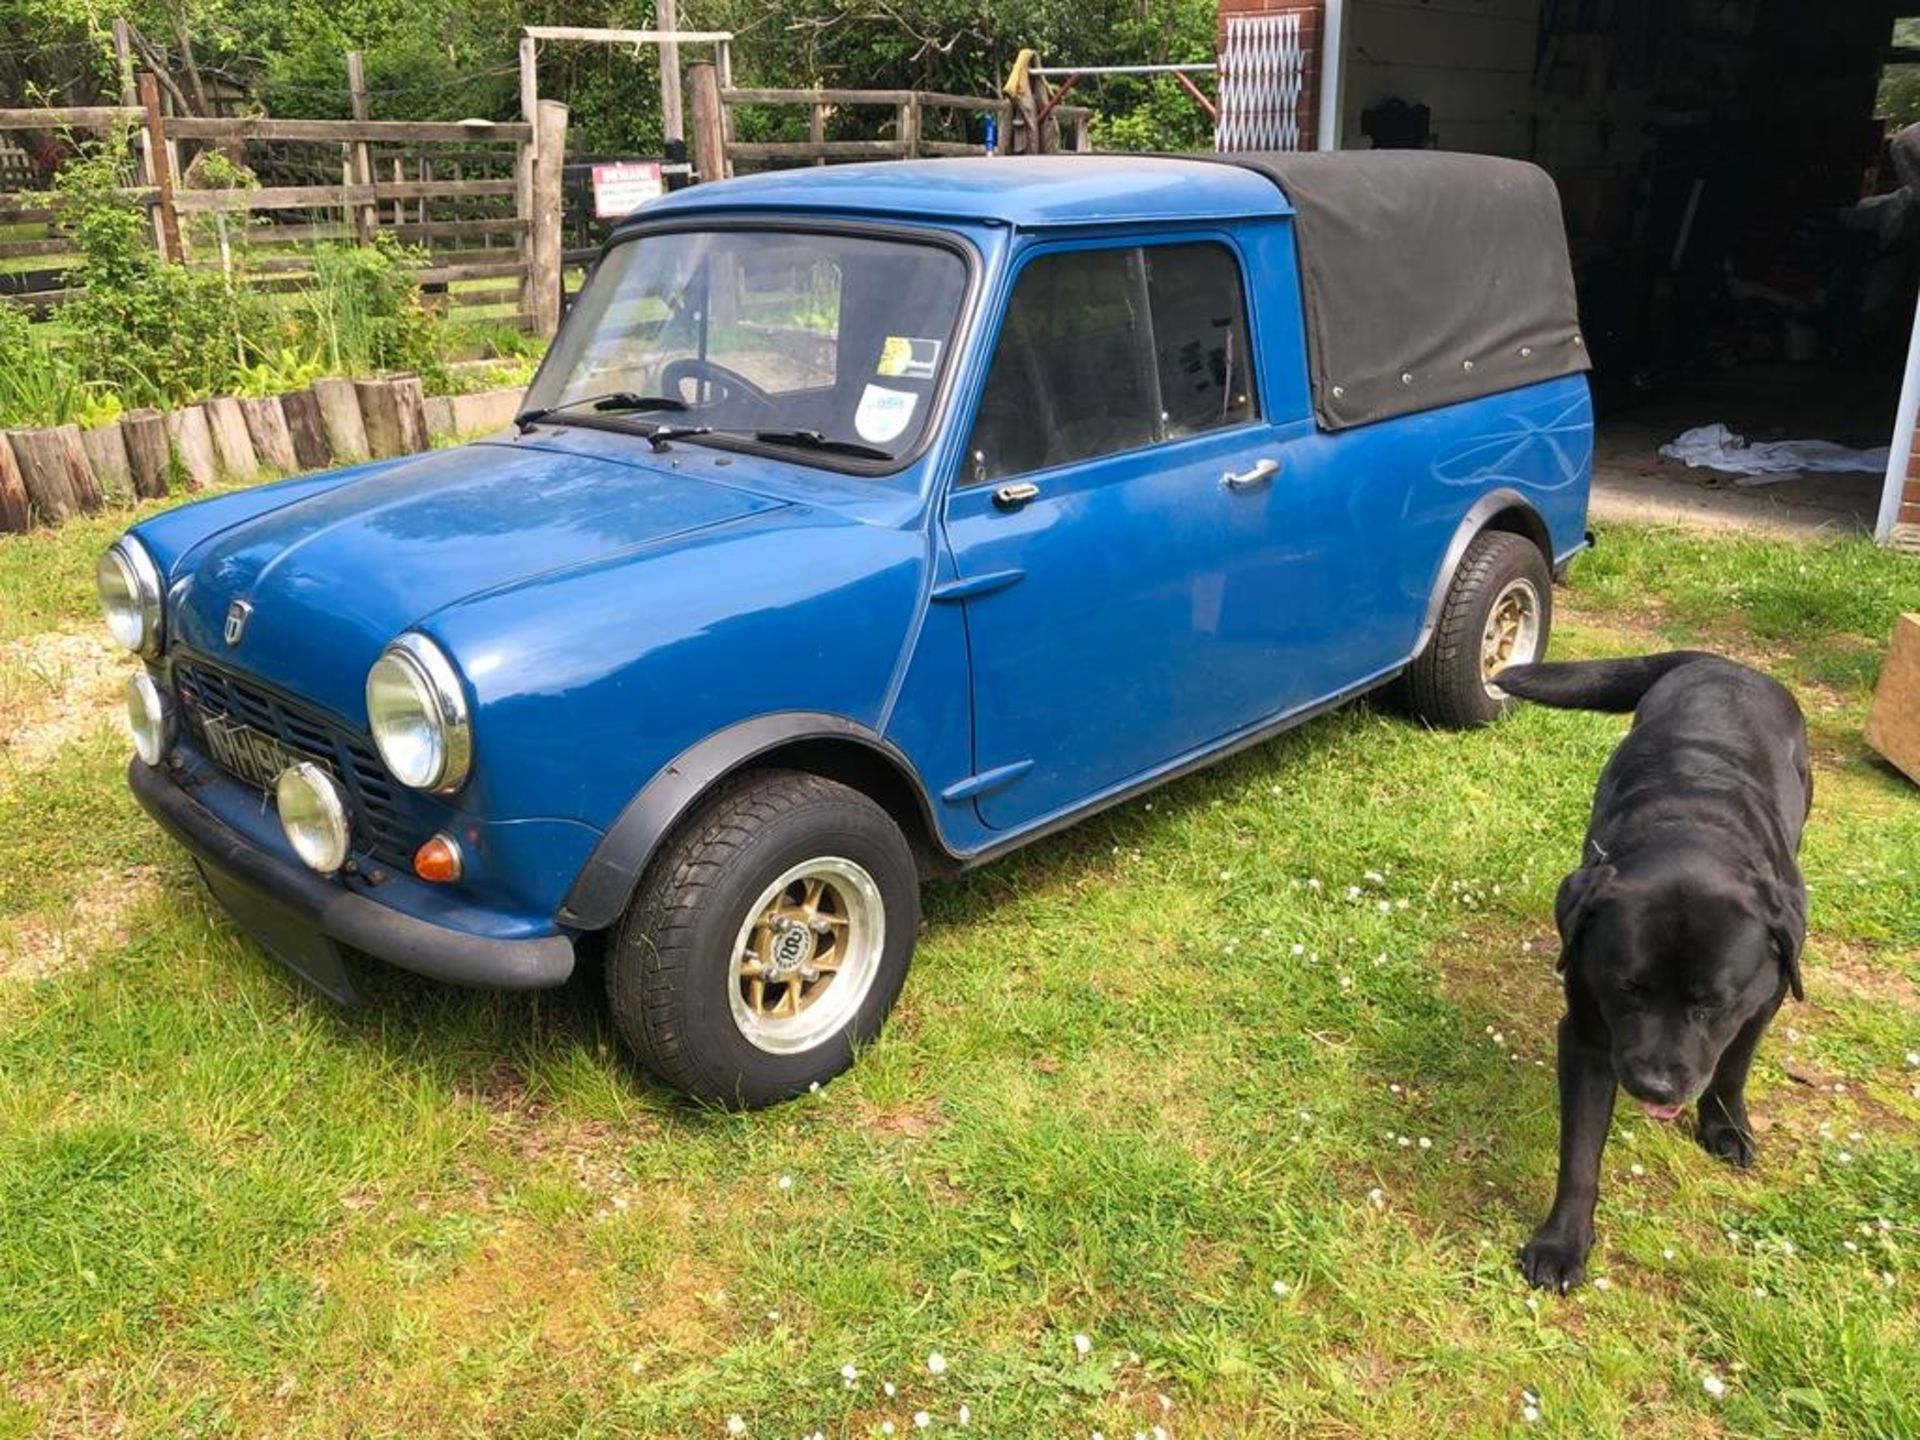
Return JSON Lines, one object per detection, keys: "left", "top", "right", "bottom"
{"left": 1329, "top": 0, "right": 1916, "bottom": 538}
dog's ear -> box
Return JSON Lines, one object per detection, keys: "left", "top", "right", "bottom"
{"left": 1766, "top": 877, "right": 1808, "bottom": 1002}
{"left": 1552, "top": 864, "right": 1614, "bottom": 975}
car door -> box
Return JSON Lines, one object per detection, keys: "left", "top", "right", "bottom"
{"left": 941, "top": 237, "right": 1351, "bottom": 833}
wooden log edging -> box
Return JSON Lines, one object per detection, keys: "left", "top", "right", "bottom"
{"left": 165, "top": 405, "right": 218, "bottom": 490}
{"left": 313, "top": 376, "right": 371, "bottom": 464}
{"left": 281, "top": 389, "right": 332, "bottom": 470}
{"left": 1, "top": 383, "right": 525, "bottom": 537}
{"left": 241, "top": 396, "right": 300, "bottom": 474}
{"left": 0, "top": 433, "right": 29, "bottom": 534}
{"left": 10, "top": 425, "right": 99, "bottom": 524}
{"left": 121, "top": 410, "right": 171, "bottom": 499}
{"left": 79, "top": 422, "right": 134, "bottom": 504}
{"left": 204, "top": 397, "right": 258, "bottom": 480}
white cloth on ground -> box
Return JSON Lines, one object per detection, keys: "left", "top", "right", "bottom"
{"left": 1657, "top": 423, "right": 1889, "bottom": 486}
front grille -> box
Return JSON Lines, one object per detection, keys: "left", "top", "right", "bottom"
{"left": 173, "top": 658, "right": 414, "bottom": 865}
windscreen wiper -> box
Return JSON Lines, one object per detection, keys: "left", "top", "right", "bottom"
{"left": 644, "top": 423, "right": 893, "bottom": 462}
{"left": 514, "top": 391, "right": 688, "bottom": 434}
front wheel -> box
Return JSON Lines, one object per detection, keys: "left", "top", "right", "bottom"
{"left": 1399, "top": 530, "right": 1553, "bottom": 729}
{"left": 606, "top": 770, "right": 919, "bottom": 1107}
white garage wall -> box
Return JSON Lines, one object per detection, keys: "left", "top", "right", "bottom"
{"left": 1340, "top": 0, "right": 1539, "bottom": 155}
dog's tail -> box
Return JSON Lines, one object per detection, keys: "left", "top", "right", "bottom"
{"left": 1494, "top": 651, "right": 1721, "bottom": 713}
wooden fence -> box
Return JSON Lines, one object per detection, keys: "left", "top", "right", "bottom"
{"left": 692, "top": 80, "right": 1092, "bottom": 178}
{"left": 0, "top": 75, "right": 562, "bottom": 332}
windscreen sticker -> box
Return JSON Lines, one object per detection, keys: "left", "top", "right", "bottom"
{"left": 855, "top": 384, "right": 918, "bottom": 444}
{"left": 876, "top": 335, "right": 941, "bottom": 380}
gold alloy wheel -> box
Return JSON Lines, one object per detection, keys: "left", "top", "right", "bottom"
{"left": 726, "top": 856, "right": 885, "bottom": 1055}
{"left": 1481, "top": 577, "right": 1542, "bottom": 698}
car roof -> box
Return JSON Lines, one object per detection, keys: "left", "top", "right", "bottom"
{"left": 629, "top": 155, "right": 1295, "bottom": 229}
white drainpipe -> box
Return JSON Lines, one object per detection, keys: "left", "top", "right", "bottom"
{"left": 1877, "top": 289, "right": 1920, "bottom": 544}
{"left": 1317, "top": 0, "right": 1347, "bottom": 151}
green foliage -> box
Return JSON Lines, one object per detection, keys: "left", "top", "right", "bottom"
{"left": 300, "top": 235, "right": 445, "bottom": 389}
{"left": 53, "top": 136, "right": 263, "bottom": 410}
{"left": 233, "top": 346, "right": 326, "bottom": 398}
{"left": 0, "top": 304, "right": 117, "bottom": 428}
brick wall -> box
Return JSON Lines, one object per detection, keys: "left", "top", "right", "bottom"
{"left": 1900, "top": 427, "right": 1920, "bottom": 550}
{"left": 1219, "top": 0, "right": 1326, "bottom": 151}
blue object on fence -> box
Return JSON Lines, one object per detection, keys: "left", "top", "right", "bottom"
{"left": 983, "top": 116, "right": 998, "bottom": 154}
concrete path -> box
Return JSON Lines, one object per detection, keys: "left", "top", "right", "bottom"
{"left": 1591, "top": 418, "right": 1883, "bottom": 539}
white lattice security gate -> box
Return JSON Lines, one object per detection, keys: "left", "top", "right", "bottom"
{"left": 1216, "top": 12, "right": 1307, "bottom": 152}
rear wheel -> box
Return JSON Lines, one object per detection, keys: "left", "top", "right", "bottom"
{"left": 606, "top": 770, "right": 919, "bottom": 1107}
{"left": 1400, "top": 530, "right": 1552, "bottom": 729}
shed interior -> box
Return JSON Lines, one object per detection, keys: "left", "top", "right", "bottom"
{"left": 1337, "top": 0, "right": 1914, "bottom": 529}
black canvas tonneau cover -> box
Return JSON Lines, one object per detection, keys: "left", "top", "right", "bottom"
{"left": 1220, "top": 151, "right": 1589, "bottom": 431}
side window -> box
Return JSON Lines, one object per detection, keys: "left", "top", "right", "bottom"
{"left": 965, "top": 249, "right": 1158, "bottom": 484}
{"left": 1147, "top": 244, "right": 1256, "bottom": 437}
{"left": 964, "top": 242, "right": 1258, "bottom": 485}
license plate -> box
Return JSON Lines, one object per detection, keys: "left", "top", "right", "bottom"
{"left": 199, "top": 711, "right": 325, "bottom": 792}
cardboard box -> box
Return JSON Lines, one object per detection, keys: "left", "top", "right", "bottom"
{"left": 1865, "top": 613, "right": 1920, "bottom": 786}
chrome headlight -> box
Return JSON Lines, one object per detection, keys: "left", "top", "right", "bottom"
{"left": 125, "top": 671, "right": 174, "bottom": 766}
{"left": 97, "top": 537, "right": 164, "bottom": 655}
{"left": 276, "top": 762, "right": 351, "bottom": 873}
{"left": 365, "top": 633, "right": 471, "bottom": 793}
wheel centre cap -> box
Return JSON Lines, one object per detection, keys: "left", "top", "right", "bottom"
{"left": 770, "top": 922, "right": 812, "bottom": 974}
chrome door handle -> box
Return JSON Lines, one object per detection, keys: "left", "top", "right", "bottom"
{"left": 993, "top": 481, "right": 1041, "bottom": 510}
{"left": 1222, "top": 458, "right": 1280, "bottom": 491}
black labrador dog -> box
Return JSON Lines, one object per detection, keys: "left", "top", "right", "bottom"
{"left": 1494, "top": 651, "right": 1811, "bottom": 1292}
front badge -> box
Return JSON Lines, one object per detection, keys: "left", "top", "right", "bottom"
{"left": 224, "top": 599, "right": 252, "bottom": 647}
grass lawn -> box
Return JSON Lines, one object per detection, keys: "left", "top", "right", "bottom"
{"left": 1, "top": 502, "right": 1917, "bottom": 1438}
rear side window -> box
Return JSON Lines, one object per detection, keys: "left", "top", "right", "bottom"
{"left": 965, "top": 241, "right": 1256, "bottom": 484}
{"left": 1147, "top": 244, "right": 1256, "bottom": 438}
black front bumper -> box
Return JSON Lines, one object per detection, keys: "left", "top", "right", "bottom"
{"left": 130, "top": 758, "right": 575, "bottom": 995}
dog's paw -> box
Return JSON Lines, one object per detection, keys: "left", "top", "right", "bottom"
{"left": 1519, "top": 1229, "right": 1592, "bottom": 1293}
{"left": 1697, "top": 1110, "right": 1756, "bottom": 1169}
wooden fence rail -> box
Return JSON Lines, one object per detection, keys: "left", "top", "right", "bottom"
{"left": 710, "top": 86, "right": 1090, "bottom": 172}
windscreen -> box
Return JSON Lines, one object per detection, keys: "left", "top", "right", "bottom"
{"left": 525, "top": 228, "right": 971, "bottom": 466}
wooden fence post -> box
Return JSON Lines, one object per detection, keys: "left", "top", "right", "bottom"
{"left": 138, "top": 73, "right": 182, "bottom": 262}
{"left": 656, "top": 0, "right": 684, "bottom": 145}
{"left": 528, "top": 99, "right": 569, "bottom": 339}
{"left": 346, "top": 52, "right": 376, "bottom": 243}
{"left": 898, "top": 94, "right": 920, "bottom": 158}
{"left": 517, "top": 33, "right": 540, "bottom": 322}
{"left": 716, "top": 38, "right": 735, "bottom": 176}
{"left": 690, "top": 63, "right": 724, "bottom": 184}
{"left": 112, "top": 19, "right": 136, "bottom": 103}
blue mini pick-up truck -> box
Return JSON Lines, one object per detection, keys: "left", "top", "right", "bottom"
{"left": 102, "top": 151, "right": 1592, "bottom": 1105}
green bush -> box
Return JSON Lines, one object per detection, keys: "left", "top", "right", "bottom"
{"left": 54, "top": 139, "right": 263, "bottom": 410}
{"left": 301, "top": 236, "right": 446, "bottom": 390}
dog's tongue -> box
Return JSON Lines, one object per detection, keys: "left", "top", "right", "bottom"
{"left": 1641, "top": 1101, "right": 1685, "bottom": 1121}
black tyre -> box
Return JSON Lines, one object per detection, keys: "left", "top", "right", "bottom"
{"left": 1400, "top": 530, "right": 1553, "bottom": 729}
{"left": 607, "top": 769, "right": 919, "bottom": 1107}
